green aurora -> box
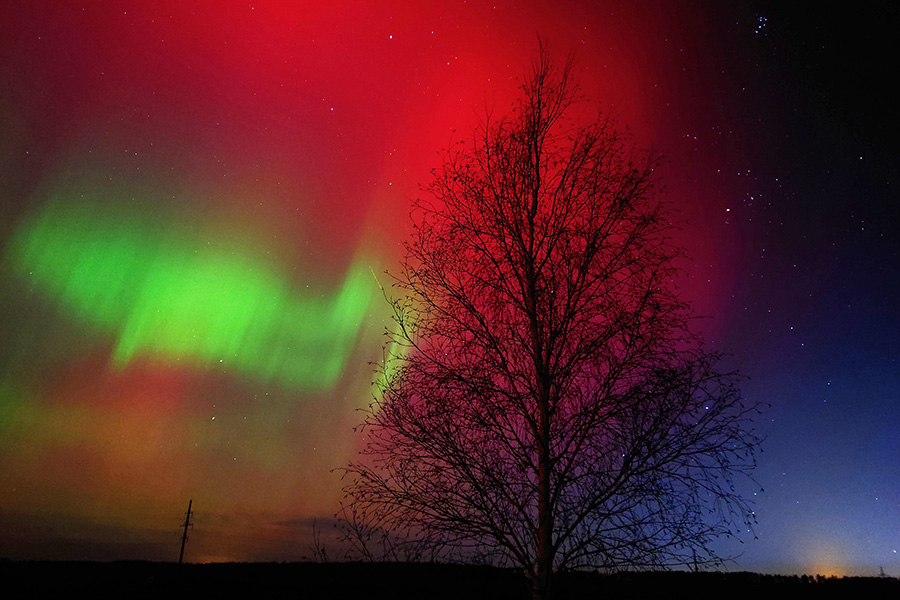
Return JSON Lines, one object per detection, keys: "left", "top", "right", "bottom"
{"left": 6, "top": 196, "right": 376, "bottom": 390}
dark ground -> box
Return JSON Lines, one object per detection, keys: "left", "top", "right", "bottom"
{"left": 3, "top": 560, "right": 899, "bottom": 599}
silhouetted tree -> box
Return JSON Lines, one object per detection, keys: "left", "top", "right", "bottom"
{"left": 341, "top": 46, "right": 762, "bottom": 600}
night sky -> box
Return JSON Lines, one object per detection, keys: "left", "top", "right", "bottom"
{"left": 1, "top": 1, "right": 898, "bottom": 577}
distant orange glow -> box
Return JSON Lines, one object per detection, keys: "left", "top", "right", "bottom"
{"left": 801, "top": 538, "right": 850, "bottom": 578}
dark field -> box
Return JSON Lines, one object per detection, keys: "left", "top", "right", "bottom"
{"left": 4, "top": 560, "right": 898, "bottom": 599}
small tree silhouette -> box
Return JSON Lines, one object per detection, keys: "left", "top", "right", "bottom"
{"left": 341, "top": 45, "right": 762, "bottom": 600}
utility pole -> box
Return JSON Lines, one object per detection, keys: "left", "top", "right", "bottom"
{"left": 179, "top": 499, "right": 193, "bottom": 564}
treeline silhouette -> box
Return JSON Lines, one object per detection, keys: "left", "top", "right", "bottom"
{"left": 3, "top": 559, "right": 898, "bottom": 599}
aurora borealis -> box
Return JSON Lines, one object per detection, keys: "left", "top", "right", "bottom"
{"left": 9, "top": 192, "right": 375, "bottom": 389}
{"left": 1, "top": 1, "right": 898, "bottom": 576}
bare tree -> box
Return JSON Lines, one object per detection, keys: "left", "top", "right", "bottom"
{"left": 341, "top": 47, "right": 762, "bottom": 600}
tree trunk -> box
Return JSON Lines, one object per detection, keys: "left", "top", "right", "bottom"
{"left": 533, "top": 434, "right": 553, "bottom": 600}
{"left": 530, "top": 276, "right": 553, "bottom": 600}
